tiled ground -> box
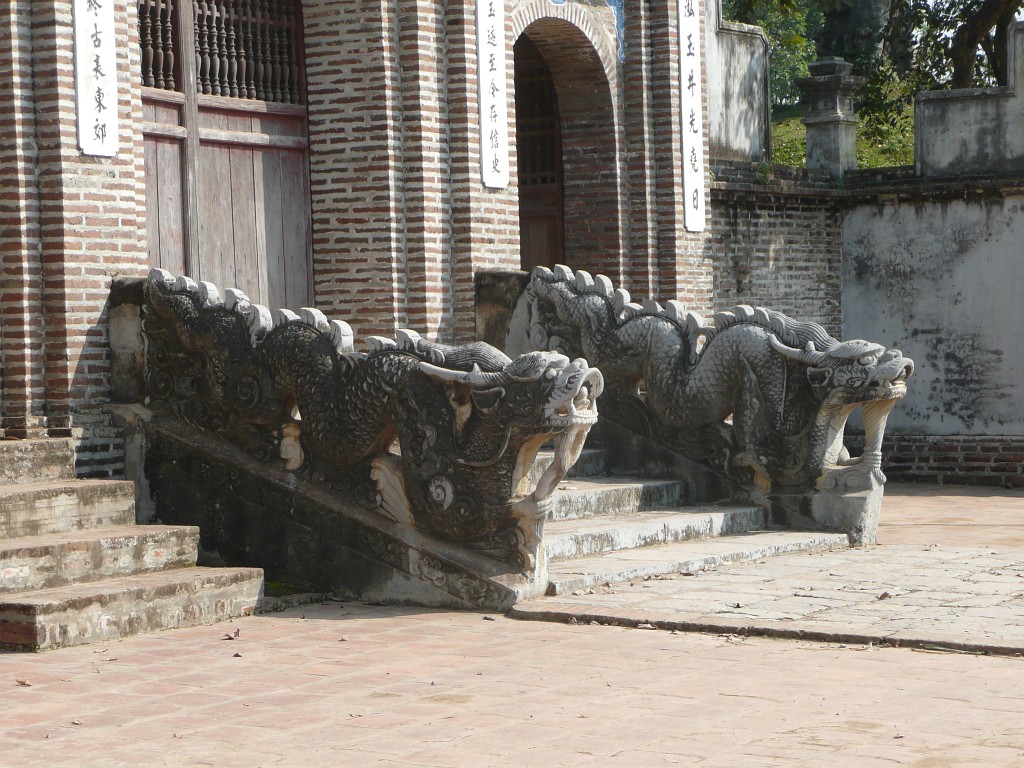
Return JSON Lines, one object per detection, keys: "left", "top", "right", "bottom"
{"left": 2, "top": 483, "right": 1024, "bottom": 767}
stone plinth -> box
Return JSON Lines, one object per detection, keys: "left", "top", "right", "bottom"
{"left": 796, "top": 57, "right": 864, "bottom": 180}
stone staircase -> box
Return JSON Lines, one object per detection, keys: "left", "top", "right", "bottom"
{"left": 0, "top": 439, "right": 263, "bottom": 651}
{"left": 530, "top": 447, "right": 850, "bottom": 598}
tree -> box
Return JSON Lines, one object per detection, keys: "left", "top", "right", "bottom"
{"left": 724, "top": 0, "right": 1024, "bottom": 92}
{"left": 914, "top": 0, "right": 1023, "bottom": 88}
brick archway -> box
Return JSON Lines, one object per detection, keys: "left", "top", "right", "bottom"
{"left": 511, "top": 11, "right": 625, "bottom": 280}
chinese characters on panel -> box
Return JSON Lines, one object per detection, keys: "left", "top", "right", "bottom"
{"left": 678, "top": 0, "right": 706, "bottom": 232}
{"left": 477, "top": 0, "right": 510, "bottom": 189}
{"left": 74, "top": 0, "right": 119, "bottom": 157}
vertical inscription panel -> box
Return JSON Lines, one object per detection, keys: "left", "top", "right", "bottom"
{"left": 477, "top": 0, "right": 510, "bottom": 189}
{"left": 74, "top": 0, "right": 120, "bottom": 156}
{"left": 678, "top": 0, "right": 705, "bottom": 232}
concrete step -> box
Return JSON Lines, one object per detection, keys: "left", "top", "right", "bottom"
{"left": 545, "top": 531, "right": 850, "bottom": 596}
{"left": 0, "top": 479, "right": 136, "bottom": 538}
{"left": 0, "top": 525, "right": 200, "bottom": 595}
{"left": 0, "top": 438, "right": 76, "bottom": 485}
{"left": 547, "top": 477, "right": 686, "bottom": 521}
{"left": 543, "top": 505, "right": 766, "bottom": 563}
{"left": 0, "top": 566, "right": 264, "bottom": 651}
{"left": 529, "top": 447, "right": 608, "bottom": 485}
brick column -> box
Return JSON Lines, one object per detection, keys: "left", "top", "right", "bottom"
{"left": 449, "top": 0, "right": 520, "bottom": 343}
{"left": 5, "top": 1, "right": 148, "bottom": 475}
{"left": 304, "top": 0, "right": 408, "bottom": 339}
{"left": 397, "top": 0, "right": 453, "bottom": 341}
{"left": 0, "top": 2, "right": 47, "bottom": 438}
{"left": 649, "top": 0, "right": 713, "bottom": 312}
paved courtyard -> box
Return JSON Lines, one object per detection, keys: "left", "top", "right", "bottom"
{"left": 2, "top": 483, "right": 1024, "bottom": 767}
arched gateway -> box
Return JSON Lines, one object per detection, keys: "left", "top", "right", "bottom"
{"left": 512, "top": 7, "right": 625, "bottom": 279}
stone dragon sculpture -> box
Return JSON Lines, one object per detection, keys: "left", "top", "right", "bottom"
{"left": 507, "top": 265, "right": 913, "bottom": 492}
{"left": 143, "top": 269, "right": 602, "bottom": 569}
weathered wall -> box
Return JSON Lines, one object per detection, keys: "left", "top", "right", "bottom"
{"left": 844, "top": 185, "right": 1024, "bottom": 436}
{"left": 843, "top": 178, "right": 1024, "bottom": 487}
{"left": 704, "top": 0, "right": 770, "bottom": 162}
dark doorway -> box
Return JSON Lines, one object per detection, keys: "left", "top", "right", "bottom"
{"left": 514, "top": 35, "right": 564, "bottom": 271}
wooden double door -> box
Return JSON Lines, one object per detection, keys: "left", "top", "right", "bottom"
{"left": 139, "top": 0, "right": 312, "bottom": 309}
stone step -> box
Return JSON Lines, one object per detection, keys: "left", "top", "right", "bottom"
{"left": 0, "top": 479, "right": 136, "bottom": 538}
{"left": 545, "top": 531, "right": 850, "bottom": 596}
{"left": 0, "top": 525, "right": 200, "bottom": 595}
{"left": 543, "top": 505, "right": 766, "bottom": 563}
{"left": 547, "top": 477, "right": 686, "bottom": 521}
{"left": 0, "top": 566, "right": 264, "bottom": 651}
{"left": 0, "top": 438, "right": 76, "bottom": 485}
{"left": 529, "top": 447, "right": 608, "bottom": 485}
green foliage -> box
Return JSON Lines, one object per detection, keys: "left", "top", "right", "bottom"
{"left": 771, "top": 105, "right": 915, "bottom": 169}
{"left": 770, "top": 106, "right": 807, "bottom": 166}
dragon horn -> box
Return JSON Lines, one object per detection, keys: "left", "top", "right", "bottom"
{"left": 418, "top": 361, "right": 505, "bottom": 387}
{"left": 769, "top": 335, "right": 829, "bottom": 366}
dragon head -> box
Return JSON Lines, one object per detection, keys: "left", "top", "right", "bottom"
{"left": 769, "top": 335, "right": 915, "bottom": 485}
{"left": 414, "top": 350, "right": 603, "bottom": 569}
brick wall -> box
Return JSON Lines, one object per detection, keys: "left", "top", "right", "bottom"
{"left": 845, "top": 435, "right": 1024, "bottom": 489}
{"left": 2, "top": 1, "right": 149, "bottom": 477}
{"left": 709, "top": 159, "right": 843, "bottom": 335}
{"left": 303, "top": 0, "right": 722, "bottom": 342}
{"left": 0, "top": 3, "right": 47, "bottom": 439}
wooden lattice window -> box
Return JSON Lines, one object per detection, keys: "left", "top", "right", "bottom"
{"left": 138, "top": 0, "right": 304, "bottom": 104}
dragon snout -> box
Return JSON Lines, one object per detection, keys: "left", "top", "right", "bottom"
{"left": 870, "top": 351, "right": 915, "bottom": 385}
{"left": 547, "top": 360, "right": 603, "bottom": 422}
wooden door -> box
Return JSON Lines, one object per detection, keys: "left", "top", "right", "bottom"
{"left": 514, "top": 36, "right": 564, "bottom": 272}
{"left": 139, "top": 0, "right": 311, "bottom": 309}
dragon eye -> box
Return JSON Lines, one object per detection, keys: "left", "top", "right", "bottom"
{"left": 858, "top": 355, "right": 876, "bottom": 365}
{"left": 545, "top": 368, "right": 558, "bottom": 380}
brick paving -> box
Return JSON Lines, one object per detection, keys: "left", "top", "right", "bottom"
{"left": 2, "top": 483, "right": 1024, "bottom": 767}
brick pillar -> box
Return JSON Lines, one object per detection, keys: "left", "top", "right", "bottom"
{"left": 622, "top": 1, "right": 659, "bottom": 299}
{"left": 450, "top": 0, "right": 520, "bottom": 344}
{"left": 397, "top": 0, "right": 453, "bottom": 341}
{"left": 5, "top": 1, "right": 148, "bottom": 475}
{"left": 0, "top": 2, "right": 47, "bottom": 438}
{"left": 304, "top": 0, "right": 408, "bottom": 339}
{"left": 649, "top": 0, "right": 713, "bottom": 312}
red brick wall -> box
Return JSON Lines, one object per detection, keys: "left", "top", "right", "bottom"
{"left": 304, "top": 1, "right": 409, "bottom": 339}
{"left": 709, "top": 159, "right": 844, "bottom": 335}
{"left": 0, "top": 3, "right": 47, "bottom": 439}
{"left": 843, "top": 434, "right": 1024, "bottom": 489}
{"left": 2, "top": 1, "right": 148, "bottom": 476}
